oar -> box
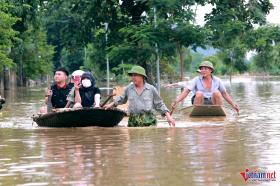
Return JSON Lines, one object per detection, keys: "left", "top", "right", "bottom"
{"left": 46, "top": 75, "right": 53, "bottom": 113}
{"left": 100, "top": 93, "right": 116, "bottom": 107}
{"left": 170, "top": 107, "right": 175, "bottom": 116}
{"left": 170, "top": 105, "right": 193, "bottom": 116}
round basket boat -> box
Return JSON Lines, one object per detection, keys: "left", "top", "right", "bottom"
{"left": 33, "top": 108, "right": 127, "bottom": 128}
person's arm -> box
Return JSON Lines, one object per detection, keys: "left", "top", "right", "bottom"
{"left": 171, "top": 89, "right": 191, "bottom": 109}
{"left": 171, "top": 77, "right": 197, "bottom": 108}
{"left": 74, "top": 89, "right": 81, "bottom": 104}
{"left": 94, "top": 94, "right": 101, "bottom": 107}
{"left": 65, "top": 87, "right": 75, "bottom": 108}
{"left": 165, "top": 112, "right": 175, "bottom": 126}
{"left": 218, "top": 78, "right": 239, "bottom": 114}
{"left": 74, "top": 83, "right": 82, "bottom": 104}
{"left": 152, "top": 87, "right": 175, "bottom": 126}
{"left": 221, "top": 92, "right": 239, "bottom": 114}
{"left": 104, "top": 86, "right": 128, "bottom": 109}
{"left": 165, "top": 81, "right": 187, "bottom": 88}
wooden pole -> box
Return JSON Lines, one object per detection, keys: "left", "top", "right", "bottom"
{"left": 46, "top": 75, "right": 53, "bottom": 113}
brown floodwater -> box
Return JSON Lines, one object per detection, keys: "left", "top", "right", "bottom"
{"left": 0, "top": 77, "right": 279, "bottom": 186}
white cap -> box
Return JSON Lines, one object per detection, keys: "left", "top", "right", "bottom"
{"left": 71, "top": 70, "right": 84, "bottom": 77}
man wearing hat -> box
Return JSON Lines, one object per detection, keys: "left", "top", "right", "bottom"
{"left": 171, "top": 61, "right": 239, "bottom": 113}
{"left": 104, "top": 65, "right": 175, "bottom": 127}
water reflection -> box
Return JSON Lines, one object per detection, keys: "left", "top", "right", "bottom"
{"left": 0, "top": 77, "right": 280, "bottom": 185}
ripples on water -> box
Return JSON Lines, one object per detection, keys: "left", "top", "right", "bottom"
{"left": 0, "top": 77, "right": 280, "bottom": 186}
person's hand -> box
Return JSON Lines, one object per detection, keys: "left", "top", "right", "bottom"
{"left": 45, "top": 88, "right": 52, "bottom": 97}
{"left": 94, "top": 104, "right": 100, "bottom": 108}
{"left": 74, "top": 81, "right": 81, "bottom": 90}
{"left": 165, "top": 112, "right": 175, "bottom": 126}
{"left": 171, "top": 100, "right": 179, "bottom": 110}
{"left": 232, "top": 104, "right": 239, "bottom": 115}
{"left": 103, "top": 102, "right": 115, "bottom": 110}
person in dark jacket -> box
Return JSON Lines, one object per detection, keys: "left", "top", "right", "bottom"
{"left": 40, "top": 67, "right": 72, "bottom": 113}
{"left": 73, "top": 72, "right": 101, "bottom": 108}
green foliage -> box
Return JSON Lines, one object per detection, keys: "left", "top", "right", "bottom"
{"left": 205, "top": 0, "right": 272, "bottom": 74}
{"left": 6, "top": 0, "right": 54, "bottom": 85}
{"left": 60, "top": 47, "right": 84, "bottom": 73}
{"left": 23, "top": 28, "right": 54, "bottom": 79}
{"left": 0, "top": 1, "right": 18, "bottom": 68}
{"left": 2, "top": 0, "right": 278, "bottom": 87}
{"left": 203, "top": 53, "right": 227, "bottom": 74}
{"left": 245, "top": 25, "right": 280, "bottom": 73}
{"left": 112, "top": 63, "right": 134, "bottom": 83}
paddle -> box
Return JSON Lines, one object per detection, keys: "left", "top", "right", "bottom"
{"left": 170, "top": 107, "right": 175, "bottom": 116}
{"left": 46, "top": 75, "right": 53, "bottom": 113}
{"left": 170, "top": 105, "right": 193, "bottom": 116}
{"left": 100, "top": 93, "right": 116, "bottom": 107}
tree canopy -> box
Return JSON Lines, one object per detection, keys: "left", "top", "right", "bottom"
{"left": 1, "top": 0, "right": 279, "bottom": 88}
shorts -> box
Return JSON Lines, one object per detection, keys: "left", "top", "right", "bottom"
{"left": 191, "top": 95, "right": 212, "bottom": 105}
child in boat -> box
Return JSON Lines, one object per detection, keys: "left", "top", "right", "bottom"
{"left": 73, "top": 72, "right": 101, "bottom": 108}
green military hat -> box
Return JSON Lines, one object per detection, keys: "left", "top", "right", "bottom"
{"left": 128, "top": 65, "right": 147, "bottom": 78}
{"left": 199, "top": 61, "right": 215, "bottom": 71}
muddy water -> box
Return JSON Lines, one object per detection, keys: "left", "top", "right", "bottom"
{"left": 0, "top": 77, "right": 279, "bottom": 186}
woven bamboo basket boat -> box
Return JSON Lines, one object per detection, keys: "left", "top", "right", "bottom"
{"left": 33, "top": 108, "right": 126, "bottom": 127}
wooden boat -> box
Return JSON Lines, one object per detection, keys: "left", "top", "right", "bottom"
{"left": 33, "top": 108, "right": 127, "bottom": 127}
{"left": 182, "top": 105, "right": 227, "bottom": 117}
{"left": 190, "top": 105, "right": 226, "bottom": 117}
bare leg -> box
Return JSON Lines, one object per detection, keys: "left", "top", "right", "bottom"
{"left": 194, "top": 91, "right": 204, "bottom": 106}
{"left": 212, "top": 91, "right": 222, "bottom": 105}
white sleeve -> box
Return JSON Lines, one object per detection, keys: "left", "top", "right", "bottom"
{"left": 177, "top": 81, "right": 187, "bottom": 88}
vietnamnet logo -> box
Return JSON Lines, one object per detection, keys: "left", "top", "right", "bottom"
{"left": 240, "top": 168, "right": 276, "bottom": 182}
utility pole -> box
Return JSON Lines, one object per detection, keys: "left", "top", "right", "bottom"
{"left": 154, "top": 7, "right": 160, "bottom": 94}
{"left": 104, "top": 22, "right": 110, "bottom": 94}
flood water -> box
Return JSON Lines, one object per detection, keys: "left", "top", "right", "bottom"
{"left": 0, "top": 77, "right": 280, "bottom": 186}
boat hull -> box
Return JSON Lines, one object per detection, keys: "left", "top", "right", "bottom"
{"left": 33, "top": 108, "right": 127, "bottom": 127}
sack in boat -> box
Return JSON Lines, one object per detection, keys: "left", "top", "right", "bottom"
{"left": 128, "top": 112, "right": 157, "bottom": 127}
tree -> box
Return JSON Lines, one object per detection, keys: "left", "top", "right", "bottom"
{"left": 7, "top": 0, "right": 54, "bottom": 86}
{"left": 0, "top": 2, "right": 18, "bottom": 68}
{"left": 204, "top": 0, "right": 273, "bottom": 78}
{"left": 0, "top": 1, "right": 18, "bottom": 89}
{"left": 245, "top": 25, "right": 280, "bottom": 74}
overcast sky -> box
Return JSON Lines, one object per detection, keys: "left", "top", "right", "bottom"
{"left": 195, "top": 0, "right": 280, "bottom": 25}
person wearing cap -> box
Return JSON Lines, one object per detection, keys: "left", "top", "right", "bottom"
{"left": 104, "top": 65, "right": 175, "bottom": 127}
{"left": 65, "top": 70, "right": 85, "bottom": 108}
{"left": 171, "top": 61, "right": 239, "bottom": 113}
{"left": 40, "top": 67, "right": 72, "bottom": 113}
{"left": 72, "top": 72, "right": 101, "bottom": 108}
